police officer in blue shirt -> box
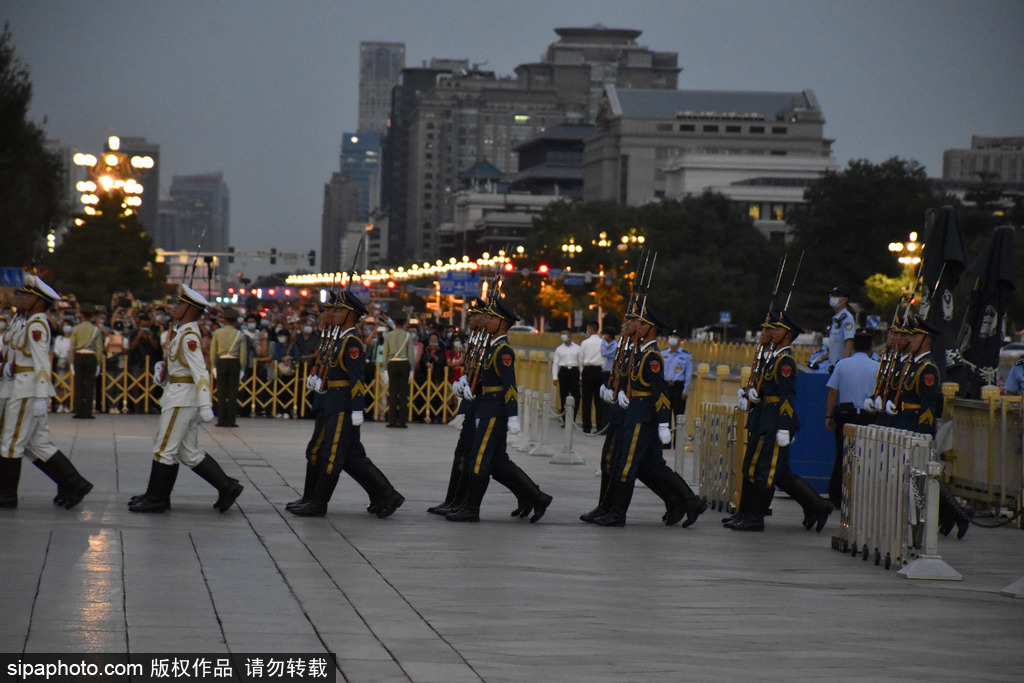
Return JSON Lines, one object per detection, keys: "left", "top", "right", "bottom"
{"left": 809, "top": 286, "right": 856, "bottom": 372}
{"left": 1004, "top": 357, "right": 1024, "bottom": 395}
{"left": 662, "top": 329, "right": 692, "bottom": 422}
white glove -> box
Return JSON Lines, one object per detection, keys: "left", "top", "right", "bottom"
{"left": 738, "top": 397, "right": 749, "bottom": 411}
{"left": 213, "top": 367, "right": 218, "bottom": 380}
{"left": 885, "top": 400, "right": 898, "bottom": 416}
{"left": 776, "top": 429, "right": 791, "bottom": 447}
{"left": 3, "top": 362, "right": 14, "bottom": 380}
{"left": 737, "top": 388, "right": 746, "bottom": 400}
{"left": 33, "top": 398, "right": 48, "bottom": 417}
{"left": 351, "top": 410, "right": 364, "bottom": 426}
{"left": 199, "top": 406, "right": 215, "bottom": 423}
{"left": 617, "top": 390, "right": 630, "bottom": 409}
{"left": 463, "top": 384, "right": 475, "bottom": 401}
{"left": 381, "top": 370, "right": 389, "bottom": 385}
{"left": 153, "top": 361, "right": 167, "bottom": 386}
{"left": 658, "top": 423, "right": 671, "bottom": 445}
{"left": 747, "top": 387, "right": 760, "bottom": 404}
{"left": 448, "top": 414, "right": 465, "bottom": 430}
{"left": 239, "top": 370, "right": 246, "bottom": 382}
{"left": 507, "top": 416, "right": 520, "bottom": 435}
{"left": 599, "top": 386, "right": 610, "bottom": 404}
{"left": 863, "top": 397, "right": 877, "bottom": 413}
{"left": 874, "top": 396, "right": 884, "bottom": 412}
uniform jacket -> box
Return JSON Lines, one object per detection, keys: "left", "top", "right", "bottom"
{"left": 624, "top": 340, "right": 671, "bottom": 426}
{"left": 7, "top": 312, "right": 55, "bottom": 401}
{"left": 896, "top": 351, "right": 941, "bottom": 435}
{"left": 323, "top": 328, "right": 366, "bottom": 413}
{"left": 162, "top": 320, "right": 212, "bottom": 409}
{"left": 758, "top": 346, "right": 799, "bottom": 434}
{"left": 474, "top": 335, "right": 518, "bottom": 419}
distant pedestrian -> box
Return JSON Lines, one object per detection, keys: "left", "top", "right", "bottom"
{"left": 381, "top": 317, "right": 415, "bottom": 428}
{"left": 578, "top": 322, "right": 605, "bottom": 433}
{"left": 552, "top": 331, "right": 581, "bottom": 426}
{"left": 808, "top": 285, "right": 855, "bottom": 372}
{"left": 70, "top": 303, "right": 103, "bottom": 418}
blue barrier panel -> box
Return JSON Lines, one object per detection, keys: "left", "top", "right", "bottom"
{"left": 789, "top": 371, "right": 833, "bottom": 494}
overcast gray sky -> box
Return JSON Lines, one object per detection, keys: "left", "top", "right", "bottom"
{"left": 6, "top": 1, "right": 1023, "bottom": 276}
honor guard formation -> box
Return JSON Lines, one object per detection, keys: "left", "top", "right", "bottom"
{"left": 0, "top": 247, "right": 981, "bottom": 543}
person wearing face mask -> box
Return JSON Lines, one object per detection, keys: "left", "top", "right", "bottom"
{"left": 69, "top": 303, "right": 103, "bottom": 419}
{"left": 209, "top": 308, "right": 247, "bottom": 427}
{"left": 295, "top": 317, "right": 320, "bottom": 372}
{"left": 52, "top": 318, "right": 74, "bottom": 412}
{"left": 662, "top": 330, "right": 693, "bottom": 430}
{"left": 551, "top": 330, "right": 581, "bottom": 427}
{"left": 809, "top": 286, "right": 855, "bottom": 372}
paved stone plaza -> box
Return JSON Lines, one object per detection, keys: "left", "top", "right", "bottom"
{"left": 1, "top": 414, "right": 1022, "bottom": 682}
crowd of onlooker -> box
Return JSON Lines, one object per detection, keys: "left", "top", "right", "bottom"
{"left": 0, "top": 291, "right": 469, "bottom": 419}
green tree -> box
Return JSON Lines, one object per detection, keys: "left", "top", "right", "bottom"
{"left": 0, "top": 22, "right": 66, "bottom": 266}
{"left": 787, "top": 158, "right": 953, "bottom": 323}
{"left": 46, "top": 192, "right": 159, "bottom": 303}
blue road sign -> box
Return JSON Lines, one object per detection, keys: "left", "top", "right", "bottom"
{"left": 719, "top": 311, "right": 732, "bottom": 324}
{"left": 1, "top": 268, "right": 25, "bottom": 288}
{"left": 866, "top": 315, "right": 880, "bottom": 329}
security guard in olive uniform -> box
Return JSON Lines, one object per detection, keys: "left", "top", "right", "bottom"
{"left": 70, "top": 303, "right": 103, "bottom": 419}
{"left": 731, "top": 311, "right": 831, "bottom": 532}
{"left": 593, "top": 306, "right": 705, "bottom": 527}
{"left": 290, "top": 290, "right": 404, "bottom": 518}
{"left": 209, "top": 307, "right": 247, "bottom": 427}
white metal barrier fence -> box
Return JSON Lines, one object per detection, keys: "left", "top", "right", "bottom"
{"left": 833, "top": 424, "right": 961, "bottom": 580}
{"left": 692, "top": 402, "right": 743, "bottom": 514}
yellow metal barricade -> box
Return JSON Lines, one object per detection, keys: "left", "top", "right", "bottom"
{"left": 697, "top": 402, "right": 744, "bottom": 513}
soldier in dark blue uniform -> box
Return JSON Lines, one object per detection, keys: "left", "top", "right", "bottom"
{"left": 730, "top": 311, "right": 832, "bottom": 532}
{"left": 290, "top": 291, "right": 404, "bottom": 518}
{"left": 446, "top": 298, "right": 552, "bottom": 523}
{"left": 890, "top": 316, "right": 970, "bottom": 538}
{"left": 593, "top": 306, "right": 705, "bottom": 527}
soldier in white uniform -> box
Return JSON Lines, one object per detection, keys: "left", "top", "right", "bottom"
{"left": 0, "top": 274, "right": 93, "bottom": 509}
{"left": 128, "top": 285, "right": 243, "bottom": 513}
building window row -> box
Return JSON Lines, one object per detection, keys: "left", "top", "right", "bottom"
{"left": 667, "top": 123, "right": 787, "bottom": 135}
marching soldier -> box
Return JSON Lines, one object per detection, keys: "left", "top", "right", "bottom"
{"left": 209, "top": 307, "right": 247, "bottom": 427}
{"left": 128, "top": 285, "right": 243, "bottom": 513}
{"left": 887, "top": 316, "right": 971, "bottom": 538}
{"left": 0, "top": 274, "right": 93, "bottom": 509}
{"left": 593, "top": 306, "right": 705, "bottom": 527}
{"left": 290, "top": 291, "right": 404, "bottom": 518}
{"left": 446, "top": 298, "right": 552, "bottom": 523}
{"left": 730, "top": 311, "right": 831, "bottom": 532}
{"left": 70, "top": 302, "right": 103, "bottom": 419}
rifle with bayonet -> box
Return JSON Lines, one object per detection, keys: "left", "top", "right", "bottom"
{"left": 745, "top": 253, "right": 787, "bottom": 391}
{"left": 606, "top": 249, "right": 652, "bottom": 394}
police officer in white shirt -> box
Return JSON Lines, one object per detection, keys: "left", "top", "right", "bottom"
{"left": 662, "top": 330, "right": 693, "bottom": 422}
{"left": 552, "top": 330, "right": 581, "bottom": 426}
{"left": 809, "top": 285, "right": 856, "bottom": 372}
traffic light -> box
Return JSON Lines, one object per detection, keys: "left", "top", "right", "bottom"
{"left": 538, "top": 264, "right": 549, "bottom": 275}
{"left": 386, "top": 280, "right": 396, "bottom": 289}
{"left": 228, "top": 246, "right": 235, "bottom": 263}
{"left": 308, "top": 250, "right": 316, "bottom": 267}
{"left": 270, "top": 248, "right": 277, "bottom": 265}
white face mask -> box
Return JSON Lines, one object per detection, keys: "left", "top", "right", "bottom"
{"left": 560, "top": 334, "right": 569, "bottom": 343}
{"left": 668, "top": 336, "right": 679, "bottom": 347}
{"left": 62, "top": 325, "right": 73, "bottom": 335}
{"left": 829, "top": 296, "right": 842, "bottom": 309}
{"left": 277, "top": 336, "right": 288, "bottom": 344}
{"left": 303, "top": 326, "right": 313, "bottom": 335}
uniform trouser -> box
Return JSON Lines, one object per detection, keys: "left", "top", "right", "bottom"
{"left": 580, "top": 365, "right": 604, "bottom": 432}
{"left": 153, "top": 405, "right": 206, "bottom": 467}
{"left": 830, "top": 408, "right": 870, "bottom": 506}
{"left": 305, "top": 408, "right": 372, "bottom": 476}
{"left": 317, "top": 408, "right": 360, "bottom": 476}
{"left": 1, "top": 398, "right": 59, "bottom": 461}
{"left": 557, "top": 367, "right": 580, "bottom": 423}
{"left": 669, "top": 381, "right": 688, "bottom": 422}
{"left": 73, "top": 353, "right": 97, "bottom": 417}
{"left": 215, "top": 357, "right": 241, "bottom": 425}
{"left": 467, "top": 416, "right": 508, "bottom": 477}
{"left": 387, "top": 360, "right": 411, "bottom": 426}
{"left": 747, "top": 431, "right": 802, "bottom": 491}
{"left": 610, "top": 421, "right": 659, "bottom": 485}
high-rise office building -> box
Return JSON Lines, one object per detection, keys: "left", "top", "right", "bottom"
{"left": 321, "top": 172, "right": 360, "bottom": 273}
{"left": 359, "top": 42, "right": 405, "bottom": 134}
{"left": 341, "top": 132, "right": 381, "bottom": 222}
{"left": 108, "top": 136, "right": 161, "bottom": 245}
{"left": 168, "top": 172, "right": 230, "bottom": 284}
{"left": 942, "top": 136, "right": 1024, "bottom": 184}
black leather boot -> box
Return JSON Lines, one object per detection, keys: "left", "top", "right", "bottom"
{"left": 128, "top": 461, "right": 178, "bottom": 513}
{"left": 360, "top": 462, "right": 405, "bottom": 519}
{"left": 580, "top": 470, "right": 611, "bottom": 523}
{"left": 191, "top": 454, "right": 244, "bottom": 513}
{"left": 286, "top": 461, "right": 320, "bottom": 511}
{"left": 42, "top": 451, "right": 93, "bottom": 509}
{"left": 729, "top": 486, "right": 768, "bottom": 531}
{"left": 788, "top": 476, "right": 831, "bottom": 533}
{"left": 428, "top": 460, "right": 463, "bottom": 514}
{"left": 290, "top": 471, "right": 340, "bottom": 517}
{"left": 665, "top": 471, "right": 706, "bottom": 528}
{"left": 724, "top": 479, "right": 756, "bottom": 526}
{"left": 130, "top": 462, "right": 179, "bottom": 509}
{"left": 593, "top": 479, "right": 635, "bottom": 527}
{"left": 940, "top": 488, "right": 973, "bottom": 539}
{"left": 0, "top": 457, "right": 22, "bottom": 508}
{"left": 446, "top": 473, "right": 489, "bottom": 522}
{"left": 495, "top": 460, "right": 552, "bottom": 522}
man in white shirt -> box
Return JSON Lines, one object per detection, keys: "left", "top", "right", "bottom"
{"left": 578, "top": 322, "right": 605, "bottom": 433}
{"left": 552, "top": 331, "right": 581, "bottom": 427}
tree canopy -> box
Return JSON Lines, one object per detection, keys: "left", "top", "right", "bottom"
{"left": 0, "top": 22, "right": 65, "bottom": 266}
